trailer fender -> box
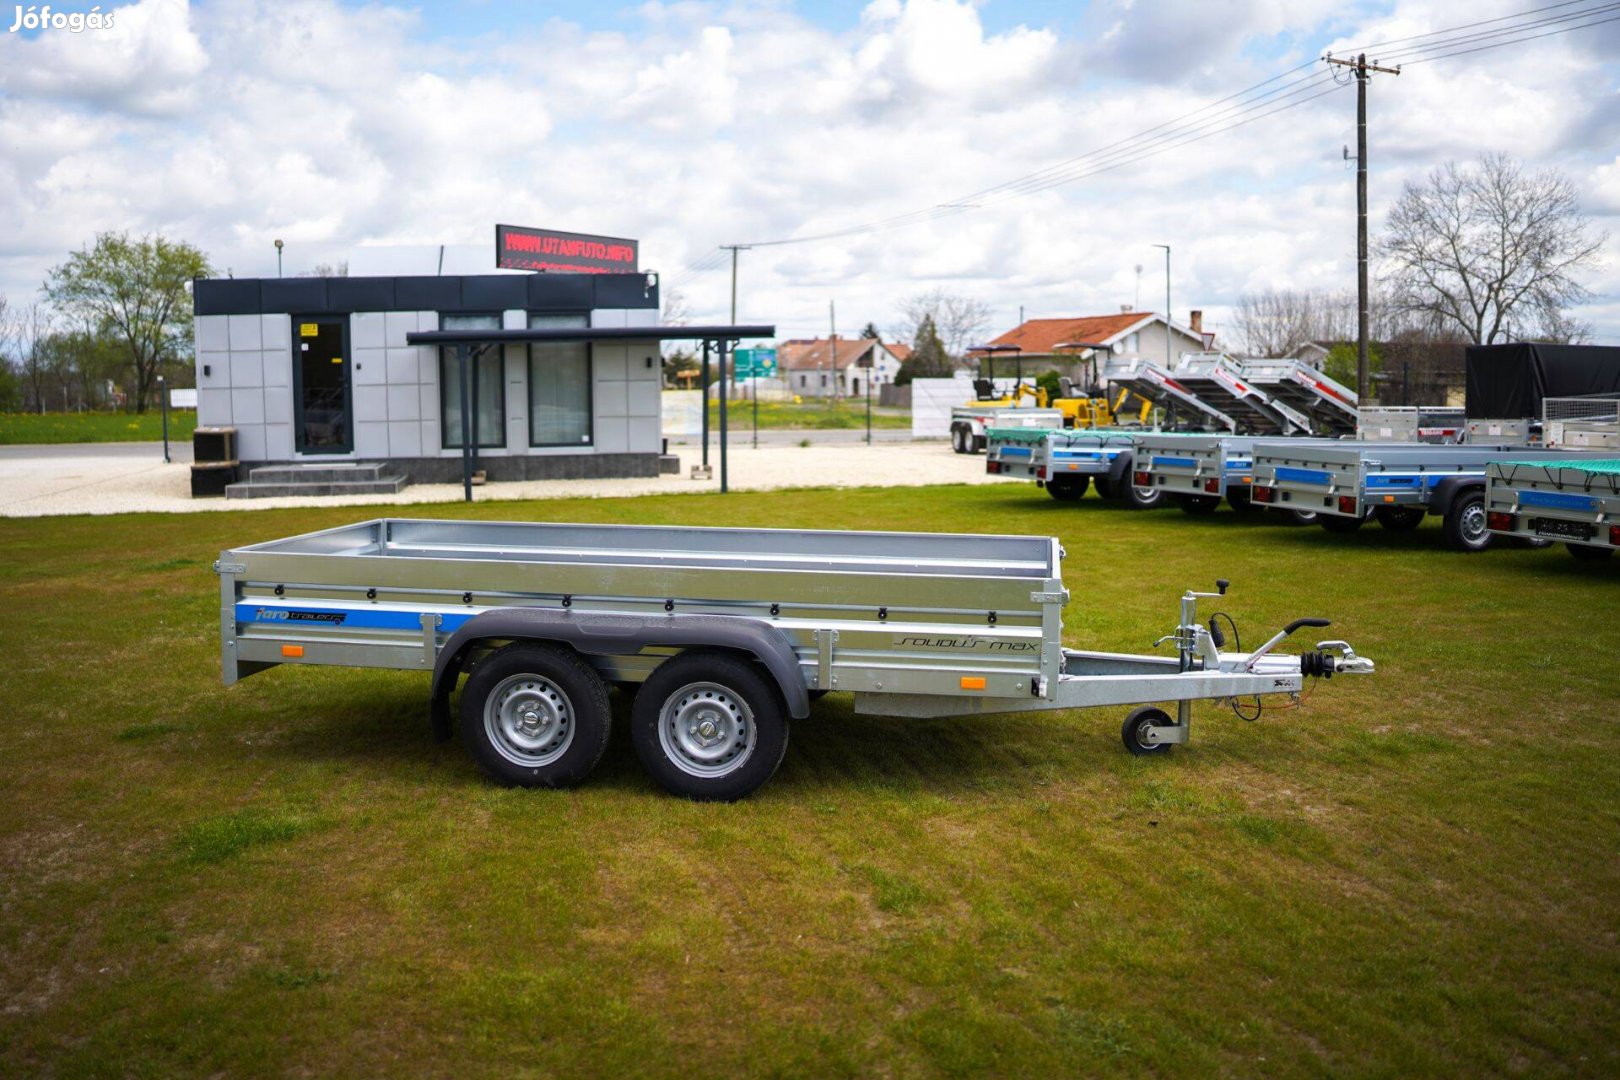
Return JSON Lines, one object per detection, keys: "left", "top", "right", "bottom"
{"left": 1428, "top": 476, "right": 1483, "bottom": 518}
{"left": 1106, "top": 449, "right": 1135, "bottom": 489}
{"left": 429, "top": 610, "right": 810, "bottom": 740}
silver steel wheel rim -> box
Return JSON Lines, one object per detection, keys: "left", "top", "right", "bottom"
{"left": 1294, "top": 510, "right": 1318, "bottom": 524}
{"left": 484, "top": 673, "right": 575, "bottom": 767}
{"left": 1461, "top": 504, "right": 1487, "bottom": 544}
{"left": 658, "top": 681, "right": 756, "bottom": 779}
{"left": 1133, "top": 483, "right": 1159, "bottom": 505}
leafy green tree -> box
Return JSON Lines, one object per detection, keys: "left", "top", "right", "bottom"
{"left": 1323, "top": 342, "right": 1381, "bottom": 389}
{"left": 1034, "top": 369, "right": 1063, "bottom": 401}
{"left": 860, "top": 321, "right": 879, "bottom": 340}
{"left": 44, "top": 232, "right": 211, "bottom": 412}
{"left": 896, "top": 315, "right": 951, "bottom": 386}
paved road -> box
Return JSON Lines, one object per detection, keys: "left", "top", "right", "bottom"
{"left": 0, "top": 441, "right": 193, "bottom": 463}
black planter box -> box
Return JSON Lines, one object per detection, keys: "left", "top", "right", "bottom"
{"left": 190, "top": 461, "right": 239, "bottom": 498}
{"left": 193, "top": 426, "right": 237, "bottom": 463}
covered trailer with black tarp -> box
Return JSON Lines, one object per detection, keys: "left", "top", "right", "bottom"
{"left": 1465, "top": 344, "right": 1620, "bottom": 420}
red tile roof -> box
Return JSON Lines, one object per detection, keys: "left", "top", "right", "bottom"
{"left": 975, "top": 314, "right": 1153, "bottom": 356}
{"left": 779, "top": 337, "right": 891, "bottom": 371}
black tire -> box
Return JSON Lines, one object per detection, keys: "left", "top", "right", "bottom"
{"left": 1319, "top": 513, "right": 1365, "bottom": 534}
{"left": 951, "top": 426, "right": 969, "bottom": 454}
{"left": 972, "top": 435, "right": 986, "bottom": 453}
{"left": 1045, "top": 475, "right": 1089, "bottom": 501}
{"left": 632, "top": 651, "right": 789, "bottom": 801}
{"left": 1226, "top": 488, "right": 1259, "bottom": 514}
{"left": 1093, "top": 477, "right": 1114, "bottom": 499}
{"left": 1287, "top": 509, "right": 1319, "bottom": 526}
{"left": 1568, "top": 543, "right": 1615, "bottom": 562}
{"left": 1116, "top": 468, "right": 1163, "bottom": 510}
{"left": 1122, "top": 705, "right": 1173, "bottom": 756}
{"left": 1175, "top": 493, "right": 1221, "bottom": 516}
{"left": 1442, "top": 489, "right": 1492, "bottom": 552}
{"left": 1374, "top": 505, "right": 1426, "bottom": 532}
{"left": 460, "top": 643, "right": 612, "bottom": 788}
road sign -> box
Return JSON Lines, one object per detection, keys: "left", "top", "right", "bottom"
{"left": 732, "top": 347, "right": 778, "bottom": 379}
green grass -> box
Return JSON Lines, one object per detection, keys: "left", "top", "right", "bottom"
{"left": 1, "top": 485, "right": 1617, "bottom": 1077}
{"left": 706, "top": 398, "right": 910, "bottom": 429}
{"left": 0, "top": 410, "right": 198, "bottom": 444}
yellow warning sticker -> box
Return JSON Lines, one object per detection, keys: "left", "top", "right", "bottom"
{"left": 300, "top": 323, "right": 319, "bottom": 337}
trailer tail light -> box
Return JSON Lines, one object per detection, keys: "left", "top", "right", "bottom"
{"left": 1337, "top": 496, "right": 1357, "bottom": 516}
{"left": 1204, "top": 478, "right": 1221, "bottom": 494}
{"left": 960, "top": 676, "right": 986, "bottom": 691}
{"left": 1611, "top": 524, "right": 1620, "bottom": 547}
{"left": 986, "top": 461, "right": 1000, "bottom": 474}
{"left": 1253, "top": 485, "right": 1275, "bottom": 503}
{"left": 1134, "top": 470, "right": 1151, "bottom": 486}
{"left": 281, "top": 644, "right": 304, "bottom": 658}
{"left": 1487, "top": 511, "right": 1515, "bottom": 532}
{"left": 1036, "top": 467, "right": 1047, "bottom": 480}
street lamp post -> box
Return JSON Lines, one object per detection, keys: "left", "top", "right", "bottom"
{"left": 274, "top": 239, "right": 284, "bottom": 278}
{"left": 1151, "top": 244, "right": 1171, "bottom": 368}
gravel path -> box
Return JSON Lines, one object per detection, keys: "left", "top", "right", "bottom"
{"left": 0, "top": 441, "right": 1023, "bottom": 518}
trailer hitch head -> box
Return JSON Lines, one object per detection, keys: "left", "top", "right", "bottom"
{"left": 1315, "top": 640, "right": 1375, "bottom": 675}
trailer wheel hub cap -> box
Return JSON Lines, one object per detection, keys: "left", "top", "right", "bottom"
{"left": 660, "top": 682, "right": 755, "bottom": 778}
{"left": 486, "top": 674, "right": 574, "bottom": 767}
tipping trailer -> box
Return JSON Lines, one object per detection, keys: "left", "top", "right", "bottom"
{"left": 1103, "top": 356, "right": 1237, "bottom": 432}
{"left": 214, "top": 518, "right": 1374, "bottom": 799}
{"left": 1135, "top": 433, "right": 1325, "bottom": 523}
{"left": 1237, "top": 359, "right": 1359, "bottom": 435}
{"left": 1247, "top": 442, "right": 1606, "bottom": 550}
{"left": 950, "top": 404, "right": 1064, "bottom": 453}
{"left": 1170, "top": 354, "right": 1311, "bottom": 435}
{"left": 1485, "top": 458, "right": 1620, "bottom": 562}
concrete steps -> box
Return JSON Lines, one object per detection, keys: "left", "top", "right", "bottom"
{"left": 225, "top": 462, "right": 410, "bottom": 499}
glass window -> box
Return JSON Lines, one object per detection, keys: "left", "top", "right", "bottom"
{"left": 439, "top": 313, "right": 505, "bottom": 449}
{"left": 528, "top": 313, "right": 592, "bottom": 446}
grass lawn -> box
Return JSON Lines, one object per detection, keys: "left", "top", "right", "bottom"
{"left": 706, "top": 398, "right": 911, "bottom": 430}
{"left": 1, "top": 485, "right": 1616, "bottom": 1077}
{"left": 0, "top": 409, "right": 198, "bottom": 445}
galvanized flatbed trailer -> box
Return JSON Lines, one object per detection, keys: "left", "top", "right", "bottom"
{"left": 215, "top": 518, "right": 1374, "bottom": 799}
{"left": 1486, "top": 458, "right": 1620, "bottom": 562}
{"left": 949, "top": 405, "right": 1064, "bottom": 454}
{"left": 1247, "top": 442, "right": 1602, "bottom": 550}
{"left": 1002, "top": 427, "right": 1182, "bottom": 508}
{"left": 1135, "top": 433, "right": 1326, "bottom": 522}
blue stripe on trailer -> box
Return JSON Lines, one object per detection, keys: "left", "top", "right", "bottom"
{"left": 1275, "top": 466, "right": 1332, "bottom": 485}
{"left": 236, "top": 603, "right": 476, "bottom": 632}
{"left": 1364, "top": 474, "right": 1423, "bottom": 488}
{"left": 1518, "top": 489, "right": 1601, "bottom": 512}
{"left": 1054, "top": 450, "right": 1112, "bottom": 462}
{"left": 1153, "top": 456, "right": 1197, "bottom": 467}
{"left": 998, "top": 446, "right": 1032, "bottom": 458}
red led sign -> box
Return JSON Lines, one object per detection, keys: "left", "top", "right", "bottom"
{"left": 495, "top": 224, "right": 639, "bottom": 274}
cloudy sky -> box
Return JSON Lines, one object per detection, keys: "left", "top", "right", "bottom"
{"left": 2, "top": 0, "right": 1617, "bottom": 345}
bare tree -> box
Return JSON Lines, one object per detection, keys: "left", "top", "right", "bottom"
{"left": 661, "top": 285, "right": 691, "bottom": 326}
{"left": 310, "top": 261, "right": 349, "bottom": 278}
{"left": 12, "top": 303, "right": 53, "bottom": 412}
{"left": 892, "top": 288, "right": 992, "bottom": 362}
{"left": 1380, "top": 153, "right": 1604, "bottom": 345}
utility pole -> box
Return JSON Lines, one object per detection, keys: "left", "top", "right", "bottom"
{"left": 1326, "top": 52, "right": 1399, "bottom": 402}
{"left": 1151, "top": 244, "right": 1171, "bottom": 368}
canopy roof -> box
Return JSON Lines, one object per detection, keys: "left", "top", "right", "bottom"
{"left": 407, "top": 324, "right": 774, "bottom": 346}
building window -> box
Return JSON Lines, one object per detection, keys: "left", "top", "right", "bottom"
{"left": 439, "top": 313, "right": 505, "bottom": 449}
{"left": 528, "top": 313, "right": 592, "bottom": 446}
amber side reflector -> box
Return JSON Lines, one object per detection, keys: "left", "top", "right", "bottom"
{"left": 281, "top": 644, "right": 304, "bottom": 658}
{"left": 960, "top": 676, "right": 987, "bottom": 690}
{"left": 1383, "top": 494, "right": 1396, "bottom": 503}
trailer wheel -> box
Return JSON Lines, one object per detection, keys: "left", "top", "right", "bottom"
{"left": 1120, "top": 478, "right": 1163, "bottom": 510}
{"left": 1093, "top": 477, "right": 1114, "bottom": 499}
{"left": 1442, "top": 490, "right": 1493, "bottom": 552}
{"left": 1319, "top": 514, "right": 1365, "bottom": 534}
{"left": 460, "top": 643, "right": 611, "bottom": 788}
{"left": 1046, "top": 475, "right": 1089, "bottom": 501}
{"left": 1226, "top": 488, "right": 1259, "bottom": 513}
{"left": 972, "top": 435, "right": 987, "bottom": 453}
{"left": 1287, "top": 509, "right": 1319, "bottom": 526}
{"left": 1374, "top": 505, "right": 1426, "bottom": 532}
{"left": 1121, "top": 706, "right": 1173, "bottom": 756}
{"left": 1568, "top": 543, "right": 1614, "bottom": 562}
{"left": 632, "top": 652, "right": 789, "bottom": 801}
{"left": 1174, "top": 493, "right": 1221, "bottom": 515}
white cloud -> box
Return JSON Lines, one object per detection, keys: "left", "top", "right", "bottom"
{"left": 0, "top": 0, "right": 1616, "bottom": 345}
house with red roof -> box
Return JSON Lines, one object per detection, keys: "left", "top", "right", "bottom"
{"left": 970, "top": 310, "right": 1214, "bottom": 379}
{"left": 778, "top": 337, "right": 905, "bottom": 398}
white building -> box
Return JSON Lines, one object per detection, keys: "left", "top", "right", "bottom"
{"left": 778, "top": 337, "right": 904, "bottom": 398}
{"left": 191, "top": 273, "right": 667, "bottom": 480}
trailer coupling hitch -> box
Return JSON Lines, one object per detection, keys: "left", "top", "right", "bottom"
{"left": 1308, "top": 640, "right": 1375, "bottom": 677}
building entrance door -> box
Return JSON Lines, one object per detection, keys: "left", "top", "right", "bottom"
{"left": 292, "top": 316, "right": 352, "bottom": 453}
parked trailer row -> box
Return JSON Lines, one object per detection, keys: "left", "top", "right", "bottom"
{"left": 1486, "top": 458, "right": 1620, "bottom": 561}
{"left": 1247, "top": 442, "right": 1614, "bottom": 551}
{"left": 1133, "top": 434, "right": 1322, "bottom": 524}
{"left": 215, "top": 519, "right": 1375, "bottom": 799}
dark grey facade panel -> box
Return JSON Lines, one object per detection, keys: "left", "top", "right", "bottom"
{"left": 460, "top": 275, "right": 528, "bottom": 311}
{"left": 394, "top": 276, "right": 462, "bottom": 311}
{"left": 260, "top": 278, "right": 329, "bottom": 312}
{"left": 193, "top": 273, "right": 659, "bottom": 316}
{"left": 593, "top": 274, "right": 657, "bottom": 309}
{"left": 527, "top": 273, "right": 594, "bottom": 311}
